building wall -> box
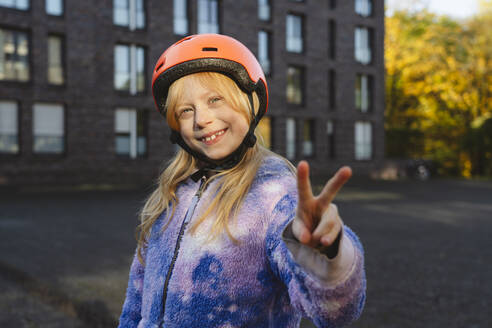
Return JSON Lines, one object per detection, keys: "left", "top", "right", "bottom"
{"left": 0, "top": 0, "right": 385, "bottom": 187}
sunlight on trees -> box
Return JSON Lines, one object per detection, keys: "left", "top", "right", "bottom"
{"left": 385, "top": 3, "right": 492, "bottom": 176}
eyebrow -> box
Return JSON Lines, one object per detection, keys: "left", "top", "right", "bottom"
{"left": 176, "top": 103, "right": 194, "bottom": 109}
{"left": 177, "top": 91, "right": 220, "bottom": 106}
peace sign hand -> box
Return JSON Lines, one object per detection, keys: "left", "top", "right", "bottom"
{"left": 292, "top": 161, "right": 352, "bottom": 249}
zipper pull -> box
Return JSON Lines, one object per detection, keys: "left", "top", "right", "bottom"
{"left": 195, "top": 176, "right": 207, "bottom": 198}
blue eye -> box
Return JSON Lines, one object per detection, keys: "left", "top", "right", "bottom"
{"left": 210, "top": 96, "right": 222, "bottom": 103}
{"left": 177, "top": 108, "right": 193, "bottom": 119}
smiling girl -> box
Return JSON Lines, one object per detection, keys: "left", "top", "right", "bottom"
{"left": 118, "top": 34, "right": 366, "bottom": 328}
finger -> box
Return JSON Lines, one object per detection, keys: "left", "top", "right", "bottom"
{"left": 312, "top": 204, "right": 340, "bottom": 244}
{"left": 318, "top": 166, "right": 352, "bottom": 206}
{"left": 320, "top": 223, "right": 342, "bottom": 246}
{"left": 292, "top": 217, "right": 312, "bottom": 245}
{"left": 297, "top": 161, "right": 313, "bottom": 206}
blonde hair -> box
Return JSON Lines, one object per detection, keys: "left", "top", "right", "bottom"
{"left": 136, "top": 72, "right": 295, "bottom": 264}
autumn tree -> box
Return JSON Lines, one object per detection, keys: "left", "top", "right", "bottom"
{"left": 385, "top": 3, "right": 492, "bottom": 176}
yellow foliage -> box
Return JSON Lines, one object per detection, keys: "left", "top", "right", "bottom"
{"left": 385, "top": 9, "right": 492, "bottom": 176}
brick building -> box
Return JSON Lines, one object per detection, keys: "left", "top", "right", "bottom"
{"left": 0, "top": 0, "right": 384, "bottom": 187}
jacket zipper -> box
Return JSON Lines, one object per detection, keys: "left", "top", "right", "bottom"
{"left": 160, "top": 177, "right": 207, "bottom": 326}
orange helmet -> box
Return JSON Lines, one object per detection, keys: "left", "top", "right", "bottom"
{"left": 152, "top": 34, "right": 268, "bottom": 120}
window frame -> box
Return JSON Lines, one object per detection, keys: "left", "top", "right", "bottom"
{"left": 302, "top": 119, "right": 315, "bottom": 158}
{"left": 355, "top": 0, "right": 372, "bottom": 17}
{"left": 0, "top": 100, "right": 20, "bottom": 155}
{"left": 328, "top": 19, "right": 336, "bottom": 59}
{"left": 258, "top": 0, "right": 271, "bottom": 22}
{"left": 114, "top": 43, "right": 146, "bottom": 95}
{"left": 113, "top": 0, "right": 146, "bottom": 30}
{"left": 328, "top": 69, "right": 336, "bottom": 110}
{"left": 354, "top": 26, "right": 373, "bottom": 65}
{"left": 32, "top": 103, "right": 66, "bottom": 155}
{"left": 47, "top": 34, "right": 65, "bottom": 86}
{"left": 0, "top": 27, "right": 30, "bottom": 82}
{"left": 286, "top": 65, "right": 305, "bottom": 106}
{"left": 355, "top": 73, "right": 372, "bottom": 112}
{"left": 354, "top": 121, "right": 372, "bottom": 161}
{"left": 0, "top": 0, "right": 29, "bottom": 11}
{"left": 258, "top": 30, "right": 272, "bottom": 76}
{"left": 286, "top": 13, "right": 304, "bottom": 53}
{"left": 326, "top": 120, "right": 335, "bottom": 159}
{"left": 197, "top": 0, "right": 220, "bottom": 34}
{"left": 286, "top": 117, "right": 297, "bottom": 160}
{"left": 173, "top": 0, "right": 189, "bottom": 36}
{"left": 114, "top": 108, "right": 148, "bottom": 159}
{"left": 45, "top": 0, "right": 64, "bottom": 16}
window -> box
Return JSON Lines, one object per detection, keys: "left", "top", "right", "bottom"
{"left": 114, "top": 0, "right": 129, "bottom": 26}
{"left": 286, "top": 118, "right": 296, "bottom": 160}
{"left": 328, "top": 69, "right": 336, "bottom": 110}
{"left": 258, "top": 0, "right": 270, "bottom": 21}
{"left": 48, "top": 35, "right": 64, "bottom": 85}
{"left": 328, "top": 20, "right": 336, "bottom": 59}
{"left": 286, "top": 14, "right": 303, "bottom": 53}
{"left": 198, "top": 0, "right": 219, "bottom": 34}
{"left": 33, "top": 103, "right": 64, "bottom": 154}
{"left": 114, "top": 44, "right": 145, "bottom": 94}
{"left": 257, "top": 116, "right": 272, "bottom": 149}
{"left": 0, "top": 0, "right": 28, "bottom": 10}
{"left": 46, "top": 0, "right": 63, "bottom": 16}
{"left": 286, "top": 66, "right": 303, "bottom": 105}
{"left": 327, "top": 120, "right": 335, "bottom": 158}
{"left": 302, "top": 120, "right": 314, "bottom": 157}
{"left": 356, "top": 74, "right": 372, "bottom": 112}
{"left": 355, "top": 121, "right": 372, "bottom": 160}
{"left": 258, "top": 30, "right": 271, "bottom": 75}
{"left": 113, "top": 0, "right": 145, "bottom": 30}
{"left": 0, "top": 28, "right": 29, "bottom": 82}
{"left": 174, "top": 0, "right": 188, "bottom": 35}
{"left": 0, "top": 100, "right": 18, "bottom": 154}
{"left": 355, "top": 0, "right": 372, "bottom": 17}
{"left": 355, "top": 27, "right": 372, "bottom": 64}
{"left": 115, "top": 108, "right": 147, "bottom": 158}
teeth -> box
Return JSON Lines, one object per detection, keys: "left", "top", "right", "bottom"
{"left": 201, "top": 129, "right": 225, "bottom": 142}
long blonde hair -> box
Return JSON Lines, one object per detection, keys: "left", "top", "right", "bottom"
{"left": 136, "top": 72, "right": 294, "bottom": 264}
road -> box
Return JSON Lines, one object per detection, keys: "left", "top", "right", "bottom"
{"left": 1, "top": 178, "right": 491, "bottom": 327}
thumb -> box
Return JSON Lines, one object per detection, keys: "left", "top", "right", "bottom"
{"left": 292, "top": 217, "right": 312, "bottom": 245}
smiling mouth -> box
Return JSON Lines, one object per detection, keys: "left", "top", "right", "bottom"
{"left": 198, "top": 128, "right": 227, "bottom": 142}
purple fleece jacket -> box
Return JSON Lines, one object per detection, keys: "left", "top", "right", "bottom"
{"left": 118, "top": 155, "right": 366, "bottom": 328}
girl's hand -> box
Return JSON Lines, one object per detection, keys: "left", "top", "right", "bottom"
{"left": 292, "top": 161, "right": 352, "bottom": 249}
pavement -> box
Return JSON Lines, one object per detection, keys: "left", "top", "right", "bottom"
{"left": 0, "top": 178, "right": 491, "bottom": 328}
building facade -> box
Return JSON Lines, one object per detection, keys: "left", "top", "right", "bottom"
{"left": 0, "top": 0, "right": 384, "bottom": 187}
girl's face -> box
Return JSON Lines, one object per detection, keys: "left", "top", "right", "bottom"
{"left": 175, "top": 77, "right": 249, "bottom": 161}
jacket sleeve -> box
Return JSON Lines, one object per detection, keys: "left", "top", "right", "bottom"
{"left": 118, "top": 245, "right": 146, "bottom": 328}
{"left": 265, "top": 193, "right": 366, "bottom": 328}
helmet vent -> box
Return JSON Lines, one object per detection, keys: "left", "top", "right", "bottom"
{"left": 175, "top": 36, "right": 193, "bottom": 45}
{"left": 202, "top": 47, "right": 218, "bottom": 52}
{"left": 155, "top": 60, "right": 164, "bottom": 72}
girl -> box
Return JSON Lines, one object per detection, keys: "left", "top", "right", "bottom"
{"left": 118, "top": 34, "right": 365, "bottom": 328}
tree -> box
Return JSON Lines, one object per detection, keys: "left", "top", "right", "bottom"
{"left": 385, "top": 7, "right": 492, "bottom": 176}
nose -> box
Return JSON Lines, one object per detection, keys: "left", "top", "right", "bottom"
{"left": 194, "top": 105, "right": 214, "bottom": 129}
